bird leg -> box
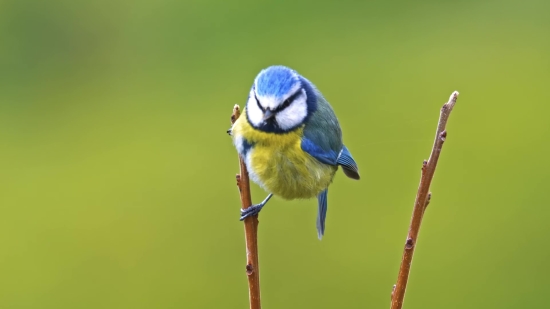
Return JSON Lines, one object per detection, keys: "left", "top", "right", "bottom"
{"left": 240, "top": 193, "right": 273, "bottom": 221}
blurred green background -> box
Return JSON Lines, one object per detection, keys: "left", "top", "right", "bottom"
{"left": 1, "top": 0, "right": 549, "bottom": 308}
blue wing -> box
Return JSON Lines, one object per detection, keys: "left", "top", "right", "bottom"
{"left": 301, "top": 137, "right": 360, "bottom": 180}
{"left": 300, "top": 90, "right": 359, "bottom": 179}
{"left": 301, "top": 137, "right": 338, "bottom": 165}
{"left": 297, "top": 87, "right": 360, "bottom": 239}
{"left": 316, "top": 189, "right": 328, "bottom": 240}
{"left": 337, "top": 145, "right": 360, "bottom": 180}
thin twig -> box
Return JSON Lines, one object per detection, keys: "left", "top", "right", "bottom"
{"left": 231, "top": 105, "right": 261, "bottom": 309}
{"left": 390, "top": 91, "right": 459, "bottom": 309}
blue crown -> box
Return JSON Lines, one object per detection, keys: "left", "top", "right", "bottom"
{"left": 255, "top": 66, "right": 300, "bottom": 99}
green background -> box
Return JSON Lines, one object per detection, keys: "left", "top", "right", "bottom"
{"left": 1, "top": 0, "right": 549, "bottom": 308}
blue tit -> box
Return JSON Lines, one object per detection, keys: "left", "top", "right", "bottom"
{"left": 230, "top": 65, "right": 359, "bottom": 239}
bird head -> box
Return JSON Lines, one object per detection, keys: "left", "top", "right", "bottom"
{"left": 246, "top": 66, "right": 316, "bottom": 133}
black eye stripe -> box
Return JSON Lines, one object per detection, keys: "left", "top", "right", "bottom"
{"left": 276, "top": 89, "right": 303, "bottom": 112}
{"left": 254, "top": 92, "right": 265, "bottom": 112}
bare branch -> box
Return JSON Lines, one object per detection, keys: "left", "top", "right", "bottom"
{"left": 390, "top": 91, "right": 459, "bottom": 309}
{"left": 231, "top": 105, "right": 262, "bottom": 309}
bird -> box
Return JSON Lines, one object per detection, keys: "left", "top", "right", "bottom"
{"left": 229, "top": 65, "right": 359, "bottom": 239}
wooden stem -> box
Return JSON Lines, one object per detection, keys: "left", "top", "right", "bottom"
{"left": 390, "top": 91, "right": 459, "bottom": 309}
{"left": 231, "top": 105, "right": 261, "bottom": 309}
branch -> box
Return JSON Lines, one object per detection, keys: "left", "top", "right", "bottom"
{"left": 390, "top": 91, "right": 459, "bottom": 309}
{"left": 231, "top": 105, "right": 261, "bottom": 309}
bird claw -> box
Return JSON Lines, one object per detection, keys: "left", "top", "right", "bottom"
{"left": 240, "top": 204, "right": 263, "bottom": 221}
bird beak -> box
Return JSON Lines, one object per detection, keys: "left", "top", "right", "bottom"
{"left": 263, "top": 109, "right": 275, "bottom": 121}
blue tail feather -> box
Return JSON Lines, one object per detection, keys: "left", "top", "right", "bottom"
{"left": 316, "top": 189, "right": 328, "bottom": 240}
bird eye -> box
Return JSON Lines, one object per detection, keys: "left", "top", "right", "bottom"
{"left": 282, "top": 99, "right": 291, "bottom": 108}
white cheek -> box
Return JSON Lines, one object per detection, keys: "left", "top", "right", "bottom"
{"left": 246, "top": 91, "right": 263, "bottom": 127}
{"left": 275, "top": 94, "right": 308, "bottom": 130}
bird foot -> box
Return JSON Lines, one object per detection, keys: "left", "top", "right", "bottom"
{"left": 240, "top": 204, "right": 264, "bottom": 221}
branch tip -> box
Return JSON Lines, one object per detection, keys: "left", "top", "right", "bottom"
{"left": 231, "top": 104, "right": 241, "bottom": 124}
{"left": 450, "top": 91, "right": 459, "bottom": 102}
{"left": 442, "top": 91, "right": 459, "bottom": 113}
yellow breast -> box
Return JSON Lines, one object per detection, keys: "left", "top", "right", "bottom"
{"left": 232, "top": 109, "right": 337, "bottom": 200}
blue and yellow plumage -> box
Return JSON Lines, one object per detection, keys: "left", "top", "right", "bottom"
{"left": 230, "top": 65, "right": 359, "bottom": 239}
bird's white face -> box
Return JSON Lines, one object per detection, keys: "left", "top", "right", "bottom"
{"left": 247, "top": 80, "right": 309, "bottom": 132}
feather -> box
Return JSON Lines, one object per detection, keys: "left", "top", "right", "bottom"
{"left": 301, "top": 89, "right": 344, "bottom": 166}
{"left": 301, "top": 137, "right": 338, "bottom": 165}
{"left": 316, "top": 189, "right": 328, "bottom": 240}
{"left": 232, "top": 113, "right": 336, "bottom": 200}
{"left": 302, "top": 89, "right": 343, "bottom": 153}
{"left": 337, "top": 145, "right": 360, "bottom": 180}
{"left": 301, "top": 92, "right": 360, "bottom": 180}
